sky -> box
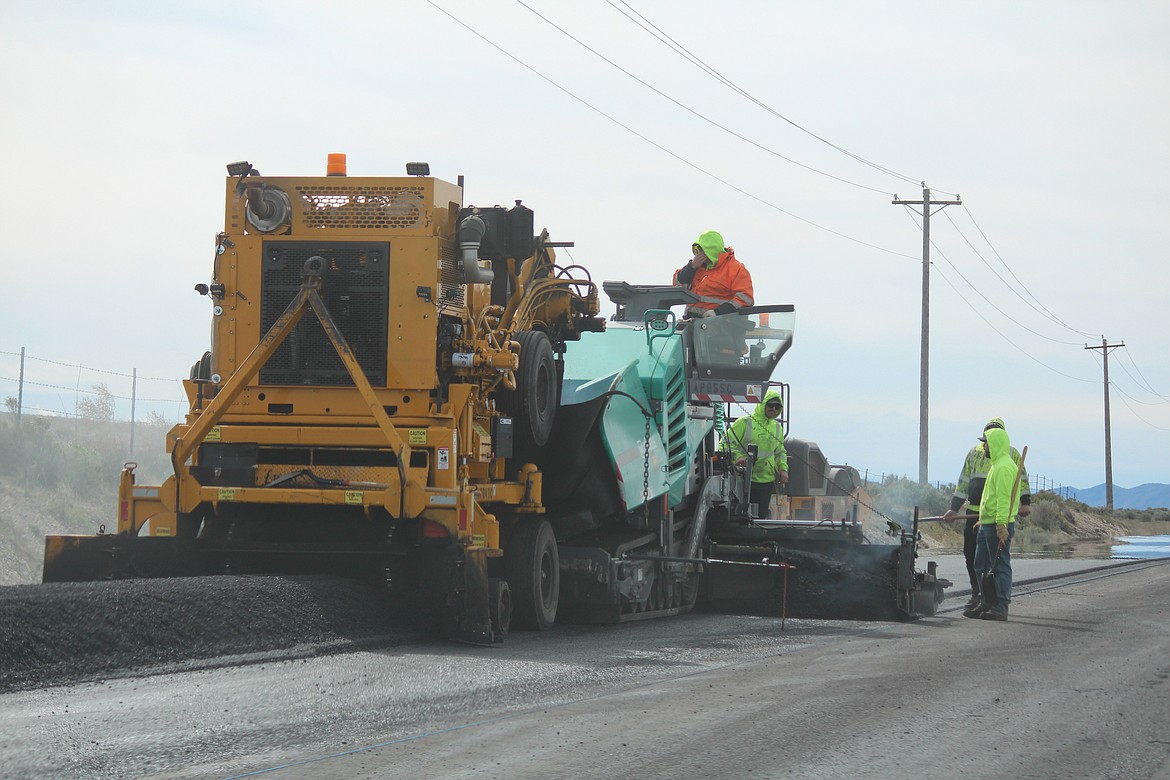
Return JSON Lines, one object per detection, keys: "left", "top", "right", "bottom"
{"left": 1, "top": 1, "right": 1167, "bottom": 492}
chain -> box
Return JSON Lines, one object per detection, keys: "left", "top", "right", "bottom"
{"left": 643, "top": 413, "right": 651, "bottom": 507}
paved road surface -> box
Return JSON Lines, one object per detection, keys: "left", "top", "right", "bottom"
{"left": 2, "top": 559, "right": 1167, "bottom": 779}
{"left": 927, "top": 553, "right": 1143, "bottom": 595}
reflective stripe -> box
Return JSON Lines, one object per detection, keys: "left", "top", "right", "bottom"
{"left": 692, "top": 391, "right": 764, "bottom": 403}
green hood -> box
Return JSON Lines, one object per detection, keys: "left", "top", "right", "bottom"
{"left": 752, "top": 389, "right": 783, "bottom": 422}
{"left": 694, "top": 231, "right": 725, "bottom": 268}
{"left": 985, "top": 426, "right": 1010, "bottom": 460}
{"left": 979, "top": 426, "right": 1021, "bottom": 524}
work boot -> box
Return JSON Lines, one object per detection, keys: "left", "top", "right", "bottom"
{"left": 980, "top": 609, "right": 1008, "bottom": 621}
{"left": 963, "top": 595, "right": 981, "bottom": 610}
{"left": 963, "top": 603, "right": 989, "bottom": 619}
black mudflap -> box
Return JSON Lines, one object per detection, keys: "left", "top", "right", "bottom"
{"left": 43, "top": 535, "right": 207, "bottom": 583}
{"left": 439, "top": 546, "right": 499, "bottom": 646}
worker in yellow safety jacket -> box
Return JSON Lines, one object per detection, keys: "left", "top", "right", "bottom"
{"left": 723, "top": 389, "right": 788, "bottom": 519}
{"left": 943, "top": 417, "right": 1031, "bottom": 610}
{"left": 672, "top": 230, "right": 755, "bottom": 319}
{"left": 966, "top": 426, "right": 1025, "bottom": 621}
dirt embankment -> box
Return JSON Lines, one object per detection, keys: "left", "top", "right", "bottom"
{"left": 913, "top": 503, "right": 1129, "bottom": 551}
{"left": 1, "top": 413, "right": 171, "bottom": 586}
{"left": 0, "top": 478, "right": 112, "bottom": 586}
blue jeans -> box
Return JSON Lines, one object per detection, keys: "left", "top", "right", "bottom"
{"left": 973, "top": 522, "right": 1015, "bottom": 612}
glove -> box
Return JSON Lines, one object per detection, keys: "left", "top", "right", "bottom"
{"left": 996, "top": 524, "right": 1009, "bottom": 543}
{"left": 701, "top": 309, "right": 716, "bottom": 318}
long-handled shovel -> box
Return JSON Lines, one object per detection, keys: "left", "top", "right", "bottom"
{"left": 981, "top": 445, "right": 1028, "bottom": 607}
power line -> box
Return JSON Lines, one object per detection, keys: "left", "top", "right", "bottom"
{"left": 1110, "top": 384, "right": 1170, "bottom": 431}
{"left": 959, "top": 206, "right": 1097, "bottom": 340}
{"left": 606, "top": 0, "right": 939, "bottom": 192}
{"left": 517, "top": 0, "right": 894, "bottom": 195}
{"left": 904, "top": 211, "right": 1095, "bottom": 349}
{"left": 922, "top": 213, "right": 1170, "bottom": 405}
{"left": 926, "top": 252, "right": 1096, "bottom": 384}
{"left": 1085, "top": 350, "right": 1170, "bottom": 434}
{"left": 427, "top": 1, "right": 919, "bottom": 262}
{"left": 942, "top": 210, "right": 1087, "bottom": 345}
{"left": 933, "top": 253, "right": 1084, "bottom": 345}
{"left": 1114, "top": 348, "right": 1170, "bottom": 402}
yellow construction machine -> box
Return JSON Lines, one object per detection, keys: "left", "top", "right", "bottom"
{"left": 43, "top": 156, "right": 605, "bottom": 643}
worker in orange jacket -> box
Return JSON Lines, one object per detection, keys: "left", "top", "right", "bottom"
{"left": 672, "top": 231, "right": 755, "bottom": 318}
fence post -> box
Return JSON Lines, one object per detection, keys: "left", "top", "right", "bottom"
{"left": 17, "top": 346, "right": 25, "bottom": 424}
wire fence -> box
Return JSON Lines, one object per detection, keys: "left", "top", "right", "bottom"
{"left": 860, "top": 470, "right": 1079, "bottom": 502}
{"left": 0, "top": 347, "right": 187, "bottom": 438}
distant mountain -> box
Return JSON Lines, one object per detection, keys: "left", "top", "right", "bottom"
{"left": 1071, "top": 483, "right": 1170, "bottom": 510}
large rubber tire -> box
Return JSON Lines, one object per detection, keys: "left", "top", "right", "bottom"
{"left": 501, "top": 330, "right": 558, "bottom": 450}
{"left": 505, "top": 518, "right": 560, "bottom": 631}
{"left": 489, "top": 577, "right": 513, "bottom": 638}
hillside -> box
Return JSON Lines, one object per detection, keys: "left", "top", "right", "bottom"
{"left": 0, "top": 412, "right": 173, "bottom": 585}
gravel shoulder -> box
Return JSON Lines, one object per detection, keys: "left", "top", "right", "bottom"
{"left": 0, "top": 575, "right": 430, "bottom": 694}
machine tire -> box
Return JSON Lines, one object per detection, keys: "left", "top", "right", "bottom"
{"left": 506, "top": 518, "right": 559, "bottom": 630}
{"left": 489, "top": 577, "right": 513, "bottom": 638}
{"left": 503, "top": 330, "right": 558, "bottom": 450}
{"left": 679, "top": 572, "right": 700, "bottom": 609}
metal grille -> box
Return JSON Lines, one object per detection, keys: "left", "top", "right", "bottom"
{"left": 663, "top": 364, "right": 690, "bottom": 473}
{"left": 259, "top": 242, "right": 389, "bottom": 386}
{"left": 296, "top": 185, "right": 426, "bottom": 230}
{"left": 437, "top": 241, "right": 465, "bottom": 314}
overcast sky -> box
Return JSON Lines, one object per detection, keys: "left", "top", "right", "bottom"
{"left": 2, "top": 1, "right": 1167, "bottom": 492}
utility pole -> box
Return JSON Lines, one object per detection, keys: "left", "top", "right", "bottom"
{"left": 893, "top": 184, "right": 961, "bottom": 484}
{"left": 130, "top": 368, "right": 138, "bottom": 455}
{"left": 1085, "top": 337, "right": 1124, "bottom": 510}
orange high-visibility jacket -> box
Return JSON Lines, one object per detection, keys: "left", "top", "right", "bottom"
{"left": 673, "top": 246, "right": 755, "bottom": 317}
